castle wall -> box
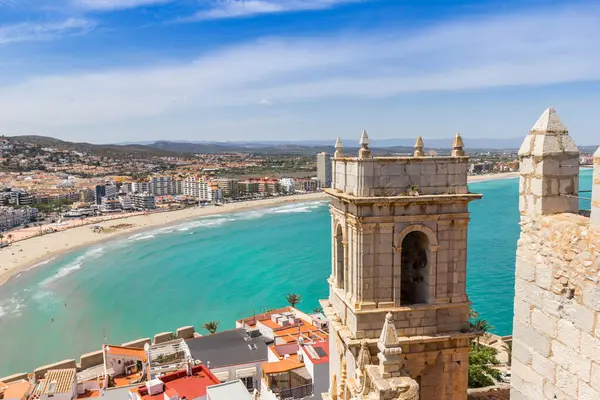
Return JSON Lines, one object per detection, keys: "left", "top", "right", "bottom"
{"left": 511, "top": 214, "right": 600, "bottom": 400}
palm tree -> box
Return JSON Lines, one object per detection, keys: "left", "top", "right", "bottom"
{"left": 473, "top": 318, "right": 494, "bottom": 348}
{"left": 7, "top": 234, "right": 13, "bottom": 244}
{"left": 203, "top": 321, "right": 220, "bottom": 334}
{"left": 0, "top": 233, "right": 4, "bottom": 245}
{"left": 286, "top": 293, "right": 302, "bottom": 308}
{"left": 502, "top": 341, "right": 513, "bottom": 366}
{"left": 312, "top": 307, "right": 323, "bottom": 314}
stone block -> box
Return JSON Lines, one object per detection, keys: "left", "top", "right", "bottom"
{"left": 565, "top": 302, "right": 595, "bottom": 333}
{"left": 591, "top": 363, "right": 600, "bottom": 391}
{"left": 532, "top": 351, "right": 556, "bottom": 382}
{"left": 512, "top": 359, "right": 544, "bottom": 387}
{"left": 514, "top": 299, "right": 531, "bottom": 324}
{"left": 555, "top": 366, "right": 577, "bottom": 396}
{"left": 542, "top": 290, "right": 565, "bottom": 317}
{"left": 532, "top": 309, "right": 557, "bottom": 338}
{"left": 512, "top": 339, "right": 533, "bottom": 364}
{"left": 543, "top": 381, "right": 568, "bottom": 400}
{"left": 535, "top": 263, "right": 553, "bottom": 290}
{"left": 582, "top": 285, "right": 600, "bottom": 312}
{"left": 557, "top": 319, "right": 581, "bottom": 349}
{"left": 516, "top": 258, "right": 536, "bottom": 282}
{"left": 551, "top": 340, "right": 591, "bottom": 381}
{"left": 581, "top": 332, "right": 600, "bottom": 363}
{"left": 579, "top": 381, "right": 600, "bottom": 400}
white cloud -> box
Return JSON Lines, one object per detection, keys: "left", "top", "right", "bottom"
{"left": 0, "top": 18, "right": 96, "bottom": 45}
{"left": 73, "top": 0, "right": 173, "bottom": 11}
{"left": 0, "top": 3, "right": 599, "bottom": 133}
{"left": 187, "top": 0, "right": 364, "bottom": 21}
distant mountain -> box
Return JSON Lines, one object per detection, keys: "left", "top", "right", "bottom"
{"left": 8, "top": 135, "right": 180, "bottom": 158}
{"left": 117, "top": 137, "right": 525, "bottom": 151}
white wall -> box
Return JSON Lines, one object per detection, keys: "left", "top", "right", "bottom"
{"left": 210, "top": 361, "right": 263, "bottom": 391}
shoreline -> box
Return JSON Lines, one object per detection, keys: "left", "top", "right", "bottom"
{"left": 0, "top": 172, "right": 519, "bottom": 286}
{"left": 0, "top": 193, "right": 327, "bottom": 287}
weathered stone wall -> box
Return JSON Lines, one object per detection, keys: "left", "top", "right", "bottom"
{"left": 176, "top": 326, "right": 195, "bottom": 339}
{"left": 0, "top": 372, "right": 29, "bottom": 383}
{"left": 33, "top": 359, "right": 77, "bottom": 379}
{"left": 399, "top": 337, "right": 470, "bottom": 399}
{"left": 333, "top": 157, "right": 469, "bottom": 197}
{"left": 153, "top": 332, "right": 175, "bottom": 344}
{"left": 80, "top": 349, "right": 104, "bottom": 370}
{"left": 511, "top": 213, "right": 600, "bottom": 400}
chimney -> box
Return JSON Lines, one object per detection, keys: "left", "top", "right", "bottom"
{"left": 518, "top": 108, "right": 579, "bottom": 217}
{"left": 592, "top": 147, "right": 600, "bottom": 228}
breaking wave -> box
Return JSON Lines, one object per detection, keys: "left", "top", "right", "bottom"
{"left": 40, "top": 247, "right": 105, "bottom": 286}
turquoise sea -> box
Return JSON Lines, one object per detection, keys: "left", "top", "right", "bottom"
{"left": 0, "top": 169, "right": 593, "bottom": 377}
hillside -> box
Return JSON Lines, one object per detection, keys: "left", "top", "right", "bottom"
{"left": 7, "top": 135, "right": 181, "bottom": 158}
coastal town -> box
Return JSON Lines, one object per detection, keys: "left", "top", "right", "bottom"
{"left": 0, "top": 107, "right": 599, "bottom": 400}
{"left": 3, "top": 0, "right": 600, "bottom": 398}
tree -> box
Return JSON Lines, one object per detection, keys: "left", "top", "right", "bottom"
{"left": 0, "top": 233, "right": 4, "bottom": 244}
{"left": 502, "top": 341, "right": 513, "bottom": 367}
{"left": 203, "top": 321, "right": 220, "bottom": 334}
{"left": 7, "top": 234, "right": 13, "bottom": 245}
{"left": 312, "top": 307, "right": 323, "bottom": 314}
{"left": 468, "top": 343, "right": 501, "bottom": 388}
{"left": 286, "top": 293, "right": 302, "bottom": 308}
{"left": 469, "top": 307, "right": 494, "bottom": 348}
{"left": 473, "top": 318, "right": 494, "bottom": 348}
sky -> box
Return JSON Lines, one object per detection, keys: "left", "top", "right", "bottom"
{"left": 0, "top": 0, "right": 599, "bottom": 145}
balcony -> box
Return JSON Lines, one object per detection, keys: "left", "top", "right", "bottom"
{"left": 270, "top": 383, "right": 314, "bottom": 400}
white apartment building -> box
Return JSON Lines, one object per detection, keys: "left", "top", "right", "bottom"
{"left": 105, "top": 184, "right": 117, "bottom": 199}
{"left": 0, "top": 206, "right": 38, "bottom": 231}
{"left": 131, "top": 181, "right": 151, "bottom": 194}
{"left": 151, "top": 176, "right": 177, "bottom": 196}
{"left": 279, "top": 178, "right": 295, "bottom": 194}
{"left": 183, "top": 177, "right": 212, "bottom": 202}
{"left": 120, "top": 182, "right": 133, "bottom": 194}
{"left": 119, "top": 195, "right": 133, "bottom": 210}
{"left": 132, "top": 193, "right": 156, "bottom": 210}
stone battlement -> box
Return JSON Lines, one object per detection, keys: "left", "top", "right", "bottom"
{"left": 332, "top": 156, "right": 469, "bottom": 197}
{"left": 331, "top": 130, "right": 470, "bottom": 198}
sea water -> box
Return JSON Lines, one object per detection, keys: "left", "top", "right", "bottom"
{"left": 0, "top": 169, "right": 593, "bottom": 376}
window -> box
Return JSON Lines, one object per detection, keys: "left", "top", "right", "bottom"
{"left": 240, "top": 376, "right": 254, "bottom": 391}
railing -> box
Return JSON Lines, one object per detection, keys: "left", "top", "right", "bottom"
{"left": 271, "top": 384, "right": 314, "bottom": 400}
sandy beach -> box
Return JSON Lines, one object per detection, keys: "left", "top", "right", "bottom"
{"left": 0, "top": 193, "right": 327, "bottom": 286}
{"left": 0, "top": 172, "right": 519, "bottom": 286}
{"left": 467, "top": 171, "right": 519, "bottom": 183}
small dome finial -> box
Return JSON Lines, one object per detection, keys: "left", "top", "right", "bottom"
{"left": 451, "top": 132, "right": 466, "bottom": 157}
{"left": 358, "top": 129, "right": 372, "bottom": 159}
{"left": 414, "top": 136, "right": 424, "bottom": 157}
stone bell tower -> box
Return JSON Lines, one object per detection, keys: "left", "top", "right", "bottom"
{"left": 321, "top": 131, "right": 481, "bottom": 400}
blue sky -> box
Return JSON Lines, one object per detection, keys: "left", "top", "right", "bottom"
{"left": 0, "top": 0, "right": 599, "bottom": 145}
